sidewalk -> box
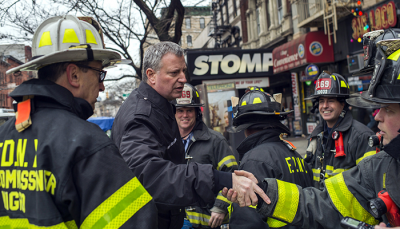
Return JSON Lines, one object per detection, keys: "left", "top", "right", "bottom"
{"left": 285, "top": 136, "right": 309, "bottom": 157}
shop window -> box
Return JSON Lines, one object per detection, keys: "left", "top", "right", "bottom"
{"left": 277, "top": 0, "right": 283, "bottom": 24}
{"left": 186, "top": 18, "right": 191, "bottom": 29}
{"left": 187, "top": 35, "right": 192, "bottom": 47}
{"left": 200, "top": 18, "right": 205, "bottom": 29}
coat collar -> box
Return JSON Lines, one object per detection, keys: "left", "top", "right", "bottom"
{"left": 191, "top": 121, "right": 210, "bottom": 141}
{"left": 237, "top": 128, "right": 281, "bottom": 157}
{"left": 310, "top": 111, "right": 353, "bottom": 138}
{"left": 138, "top": 82, "right": 176, "bottom": 119}
{"left": 10, "top": 78, "right": 93, "bottom": 120}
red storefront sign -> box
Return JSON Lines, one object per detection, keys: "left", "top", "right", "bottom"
{"left": 273, "top": 31, "right": 334, "bottom": 74}
{"left": 351, "top": 1, "right": 397, "bottom": 40}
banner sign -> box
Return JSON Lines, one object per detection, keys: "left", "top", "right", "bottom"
{"left": 187, "top": 49, "right": 273, "bottom": 80}
{"left": 351, "top": 1, "right": 397, "bottom": 40}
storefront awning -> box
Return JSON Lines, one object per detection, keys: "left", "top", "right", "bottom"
{"left": 273, "top": 31, "right": 334, "bottom": 74}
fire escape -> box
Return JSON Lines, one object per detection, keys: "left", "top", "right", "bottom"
{"left": 297, "top": 0, "right": 357, "bottom": 45}
{"left": 209, "top": 0, "right": 242, "bottom": 48}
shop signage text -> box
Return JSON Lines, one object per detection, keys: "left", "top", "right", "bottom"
{"left": 272, "top": 31, "right": 334, "bottom": 74}
{"left": 193, "top": 53, "right": 273, "bottom": 76}
{"left": 351, "top": 1, "right": 397, "bottom": 39}
{"left": 203, "top": 77, "right": 270, "bottom": 89}
{"left": 206, "top": 82, "right": 235, "bottom": 91}
{"left": 291, "top": 73, "right": 301, "bottom": 121}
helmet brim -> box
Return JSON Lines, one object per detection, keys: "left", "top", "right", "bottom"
{"left": 175, "top": 103, "right": 205, "bottom": 107}
{"left": 305, "top": 94, "right": 349, "bottom": 100}
{"left": 234, "top": 110, "right": 293, "bottom": 121}
{"left": 351, "top": 66, "right": 374, "bottom": 76}
{"left": 346, "top": 91, "right": 390, "bottom": 109}
{"left": 6, "top": 48, "right": 129, "bottom": 74}
{"left": 234, "top": 120, "right": 291, "bottom": 133}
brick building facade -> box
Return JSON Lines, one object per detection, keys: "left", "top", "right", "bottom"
{"left": 0, "top": 46, "right": 32, "bottom": 109}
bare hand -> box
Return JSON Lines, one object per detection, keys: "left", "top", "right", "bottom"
{"left": 231, "top": 170, "right": 271, "bottom": 207}
{"left": 375, "top": 222, "right": 398, "bottom": 228}
{"left": 208, "top": 212, "right": 225, "bottom": 228}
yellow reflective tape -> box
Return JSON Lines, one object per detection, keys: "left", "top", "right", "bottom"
{"left": 383, "top": 173, "right": 386, "bottom": 189}
{"left": 253, "top": 97, "right": 262, "bottom": 104}
{"left": 267, "top": 218, "right": 287, "bottom": 228}
{"left": 0, "top": 216, "right": 77, "bottom": 228}
{"left": 196, "top": 91, "right": 199, "bottom": 97}
{"left": 325, "top": 173, "right": 379, "bottom": 225}
{"left": 185, "top": 211, "right": 210, "bottom": 226}
{"left": 226, "top": 161, "right": 238, "bottom": 168}
{"left": 312, "top": 168, "right": 320, "bottom": 181}
{"left": 331, "top": 75, "right": 336, "bottom": 80}
{"left": 81, "top": 177, "right": 152, "bottom": 229}
{"left": 217, "top": 191, "right": 231, "bottom": 204}
{"left": 340, "top": 81, "right": 347, "bottom": 88}
{"left": 217, "top": 155, "right": 237, "bottom": 170}
{"left": 241, "top": 100, "right": 247, "bottom": 106}
{"left": 38, "top": 31, "right": 53, "bottom": 47}
{"left": 326, "top": 165, "right": 334, "bottom": 173}
{"left": 272, "top": 180, "right": 299, "bottom": 223}
{"left": 356, "top": 151, "right": 376, "bottom": 165}
{"left": 387, "top": 49, "right": 400, "bottom": 61}
{"left": 397, "top": 74, "right": 400, "bottom": 80}
{"left": 63, "top": 29, "right": 80, "bottom": 44}
{"left": 86, "top": 29, "right": 98, "bottom": 44}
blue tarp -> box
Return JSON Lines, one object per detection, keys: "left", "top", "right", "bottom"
{"left": 87, "top": 117, "right": 115, "bottom": 132}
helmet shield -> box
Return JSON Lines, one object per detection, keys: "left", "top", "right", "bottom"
{"left": 174, "top": 84, "right": 204, "bottom": 107}
{"left": 305, "top": 72, "right": 350, "bottom": 100}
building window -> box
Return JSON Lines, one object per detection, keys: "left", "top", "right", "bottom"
{"left": 187, "top": 35, "right": 192, "bottom": 47}
{"left": 186, "top": 18, "right": 191, "bottom": 29}
{"left": 256, "top": 8, "right": 261, "bottom": 34}
{"left": 277, "top": 0, "right": 283, "bottom": 24}
{"left": 200, "top": 18, "right": 205, "bottom": 29}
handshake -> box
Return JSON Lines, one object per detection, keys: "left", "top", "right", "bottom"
{"left": 224, "top": 170, "right": 271, "bottom": 207}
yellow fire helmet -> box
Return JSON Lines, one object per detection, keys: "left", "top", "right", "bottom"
{"left": 7, "top": 15, "right": 130, "bottom": 74}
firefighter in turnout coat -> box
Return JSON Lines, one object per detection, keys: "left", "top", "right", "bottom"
{"left": 0, "top": 15, "right": 157, "bottom": 228}
{"left": 228, "top": 87, "right": 313, "bottom": 229}
{"left": 174, "top": 83, "right": 238, "bottom": 228}
{"left": 304, "top": 72, "right": 375, "bottom": 190}
{"left": 224, "top": 29, "right": 400, "bottom": 229}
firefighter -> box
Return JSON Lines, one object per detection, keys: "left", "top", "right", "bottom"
{"left": 1, "top": 15, "right": 157, "bottom": 228}
{"left": 304, "top": 71, "right": 375, "bottom": 189}
{"left": 111, "top": 41, "right": 269, "bottom": 229}
{"left": 223, "top": 29, "right": 400, "bottom": 228}
{"left": 228, "top": 87, "right": 313, "bottom": 229}
{"left": 174, "top": 83, "right": 238, "bottom": 228}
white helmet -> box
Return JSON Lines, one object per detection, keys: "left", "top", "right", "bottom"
{"left": 7, "top": 15, "right": 128, "bottom": 74}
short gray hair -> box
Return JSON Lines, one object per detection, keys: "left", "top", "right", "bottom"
{"left": 142, "top": 41, "right": 185, "bottom": 83}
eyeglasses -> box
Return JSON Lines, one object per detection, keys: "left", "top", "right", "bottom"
{"left": 75, "top": 64, "right": 107, "bottom": 83}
